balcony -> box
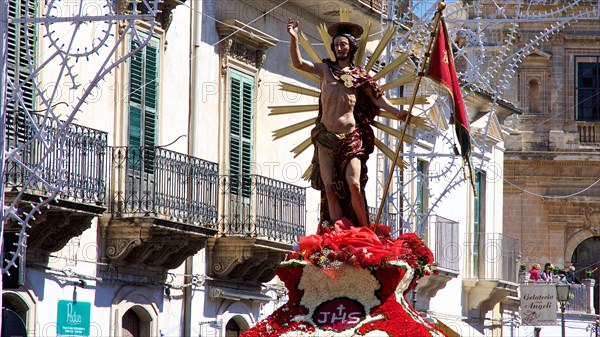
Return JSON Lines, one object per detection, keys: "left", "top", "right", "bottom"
{"left": 285, "top": 0, "right": 392, "bottom": 34}
{"left": 206, "top": 174, "right": 306, "bottom": 289}
{"left": 577, "top": 121, "right": 600, "bottom": 144}
{"left": 4, "top": 111, "right": 107, "bottom": 253}
{"left": 566, "top": 281, "right": 596, "bottom": 314}
{"left": 414, "top": 215, "right": 461, "bottom": 312}
{"left": 355, "top": 0, "right": 388, "bottom": 14}
{"left": 463, "top": 233, "right": 520, "bottom": 317}
{"left": 517, "top": 281, "right": 596, "bottom": 317}
{"left": 368, "top": 206, "right": 401, "bottom": 234}
{"left": 103, "top": 146, "right": 219, "bottom": 273}
{"left": 115, "top": 0, "right": 187, "bottom": 31}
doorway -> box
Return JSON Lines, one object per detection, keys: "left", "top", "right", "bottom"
{"left": 571, "top": 236, "right": 600, "bottom": 313}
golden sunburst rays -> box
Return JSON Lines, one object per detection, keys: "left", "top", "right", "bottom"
{"left": 291, "top": 137, "right": 312, "bottom": 158}
{"left": 372, "top": 120, "right": 415, "bottom": 144}
{"left": 388, "top": 95, "right": 428, "bottom": 105}
{"left": 380, "top": 74, "right": 418, "bottom": 91}
{"left": 272, "top": 117, "right": 316, "bottom": 140}
{"left": 269, "top": 104, "right": 318, "bottom": 115}
{"left": 374, "top": 138, "right": 406, "bottom": 169}
{"left": 355, "top": 20, "right": 372, "bottom": 67}
{"left": 317, "top": 23, "right": 335, "bottom": 60}
{"left": 270, "top": 15, "right": 432, "bottom": 177}
{"left": 364, "top": 26, "right": 396, "bottom": 73}
{"left": 339, "top": 9, "right": 350, "bottom": 22}
{"left": 298, "top": 31, "right": 322, "bottom": 63}
{"left": 373, "top": 53, "right": 410, "bottom": 81}
{"left": 278, "top": 82, "right": 320, "bottom": 98}
{"left": 287, "top": 63, "right": 319, "bottom": 84}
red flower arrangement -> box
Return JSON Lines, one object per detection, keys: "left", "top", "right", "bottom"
{"left": 291, "top": 218, "right": 437, "bottom": 281}
{"left": 240, "top": 219, "right": 445, "bottom": 337}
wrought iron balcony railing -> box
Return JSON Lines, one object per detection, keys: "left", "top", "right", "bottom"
{"left": 368, "top": 206, "right": 400, "bottom": 235}
{"left": 4, "top": 111, "right": 107, "bottom": 204}
{"left": 220, "top": 174, "right": 306, "bottom": 245}
{"left": 565, "top": 283, "right": 594, "bottom": 314}
{"left": 356, "top": 0, "right": 388, "bottom": 14}
{"left": 466, "top": 232, "right": 520, "bottom": 283}
{"left": 108, "top": 146, "right": 219, "bottom": 228}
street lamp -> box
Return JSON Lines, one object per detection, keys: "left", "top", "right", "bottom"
{"left": 556, "top": 283, "right": 571, "bottom": 337}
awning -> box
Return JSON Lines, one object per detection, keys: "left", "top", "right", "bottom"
{"left": 209, "top": 287, "right": 273, "bottom": 303}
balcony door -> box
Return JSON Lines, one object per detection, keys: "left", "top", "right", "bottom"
{"left": 6, "top": 0, "right": 37, "bottom": 187}
{"left": 125, "top": 32, "right": 161, "bottom": 214}
{"left": 227, "top": 68, "right": 254, "bottom": 233}
{"left": 128, "top": 32, "right": 160, "bottom": 174}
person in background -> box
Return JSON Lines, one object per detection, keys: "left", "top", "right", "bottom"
{"left": 540, "top": 263, "right": 554, "bottom": 282}
{"left": 529, "top": 263, "right": 541, "bottom": 282}
{"left": 566, "top": 266, "right": 582, "bottom": 284}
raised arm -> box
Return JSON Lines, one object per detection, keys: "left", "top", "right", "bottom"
{"left": 288, "top": 18, "right": 322, "bottom": 76}
{"left": 367, "top": 90, "right": 431, "bottom": 128}
{"left": 367, "top": 89, "right": 409, "bottom": 122}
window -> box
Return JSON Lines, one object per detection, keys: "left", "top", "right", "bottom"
{"left": 473, "top": 171, "right": 485, "bottom": 277}
{"left": 128, "top": 32, "right": 160, "bottom": 173}
{"left": 228, "top": 68, "right": 254, "bottom": 197}
{"left": 6, "top": 0, "right": 36, "bottom": 146}
{"left": 527, "top": 78, "right": 541, "bottom": 114}
{"left": 416, "top": 160, "right": 428, "bottom": 237}
{"left": 575, "top": 56, "right": 600, "bottom": 121}
{"left": 416, "top": 160, "right": 427, "bottom": 215}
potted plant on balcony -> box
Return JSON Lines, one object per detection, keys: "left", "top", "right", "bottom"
{"left": 585, "top": 267, "right": 597, "bottom": 279}
{"left": 519, "top": 265, "right": 529, "bottom": 283}
{"left": 553, "top": 265, "right": 560, "bottom": 275}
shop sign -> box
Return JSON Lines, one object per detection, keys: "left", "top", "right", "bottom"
{"left": 57, "top": 300, "right": 91, "bottom": 336}
{"left": 520, "top": 284, "right": 557, "bottom": 326}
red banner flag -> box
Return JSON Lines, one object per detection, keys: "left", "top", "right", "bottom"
{"left": 426, "top": 18, "right": 471, "bottom": 159}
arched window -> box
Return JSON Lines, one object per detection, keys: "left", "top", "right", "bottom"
{"left": 528, "top": 78, "right": 541, "bottom": 114}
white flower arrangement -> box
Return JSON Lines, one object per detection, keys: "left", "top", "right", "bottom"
{"left": 388, "top": 260, "right": 414, "bottom": 296}
{"left": 297, "top": 263, "right": 381, "bottom": 314}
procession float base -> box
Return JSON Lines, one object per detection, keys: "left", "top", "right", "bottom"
{"left": 241, "top": 219, "right": 447, "bottom": 337}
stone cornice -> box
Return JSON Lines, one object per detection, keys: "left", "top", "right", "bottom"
{"left": 217, "top": 20, "right": 276, "bottom": 72}
{"left": 505, "top": 157, "right": 600, "bottom": 166}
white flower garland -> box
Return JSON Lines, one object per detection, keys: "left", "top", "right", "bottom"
{"left": 275, "top": 259, "right": 443, "bottom": 337}
{"left": 388, "top": 260, "right": 413, "bottom": 296}
{"left": 297, "top": 263, "right": 381, "bottom": 315}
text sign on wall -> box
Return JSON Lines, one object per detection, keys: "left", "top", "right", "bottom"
{"left": 57, "top": 300, "right": 91, "bottom": 336}
{"left": 520, "top": 284, "right": 557, "bottom": 326}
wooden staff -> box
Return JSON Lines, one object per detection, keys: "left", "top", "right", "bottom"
{"left": 374, "top": 2, "right": 447, "bottom": 231}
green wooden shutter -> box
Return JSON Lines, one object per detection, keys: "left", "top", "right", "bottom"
{"left": 473, "top": 172, "right": 484, "bottom": 277}
{"left": 416, "top": 160, "right": 426, "bottom": 215}
{"left": 228, "top": 69, "right": 254, "bottom": 197}
{"left": 128, "top": 33, "right": 159, "bottom": 173}
{"left": 6, "top": 1, "right": 36, "bottom": 146}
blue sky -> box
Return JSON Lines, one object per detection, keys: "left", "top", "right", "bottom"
{"left": 411, "top": 0, "right": 458, "bottom": 19}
